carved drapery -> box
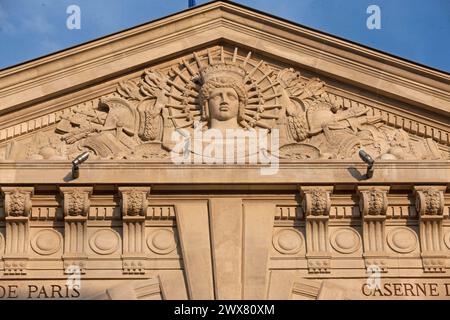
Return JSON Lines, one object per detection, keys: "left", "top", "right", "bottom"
{"left": 300, "top": 186, "right": 333, "bottom": 273}
{"left": 358, "top": 186, "right": 390, "bottom": 272}
{"left": 414, "top": 186, "right": 446, "bottom": 273}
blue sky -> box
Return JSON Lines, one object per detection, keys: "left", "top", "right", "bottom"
{"left": 0, "top": 0, "right": 449, "bottom": 72}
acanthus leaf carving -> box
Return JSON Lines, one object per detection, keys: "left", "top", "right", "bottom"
{"left": 359, "top": 188, "right": 389, "bottom": 217}
{"left": 300, "top": 186, "right": 333, "bottom": 273}
{"left": 414, "top": 186, "right": 446, "bottom": 273}
{"left": 358, "top": 186, "right": 390, "bottom": 272}
{"left": 61, "top": 187, "right": 92, "bottom": 217}
{"left": 119, "top": 187, "right": 150, "bottom": 217}
{"left": 59, "top": 187, "right": 92, "bottom": 273}
{"left": 415, "top": 188, "right": 444, "bottom": 216}
{"left": 2, "top": 187, "right": 33, "bottom": 218}
{"left": 119, "top": 187, "right": 150, "bottom": 275}
{"left": 301, "top": 187, "right": 331, "bottom": 217}
{"left": 1, "top": 187, "right": 34, "bottom": 276}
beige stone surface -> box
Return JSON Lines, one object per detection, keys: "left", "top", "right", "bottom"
{"left": 0, "top": 1, "right": 449, "bottom": 300}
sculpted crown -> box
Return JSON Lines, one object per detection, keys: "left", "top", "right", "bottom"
{"left": 200, "top": 63, "right": 246, "bottom": 84}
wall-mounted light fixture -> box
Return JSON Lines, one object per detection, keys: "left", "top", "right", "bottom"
{"left": 359, "top": 149, "right": 374, "bottom": 179}
{"left": 72, "top": 151, "right": 90, "bottom": 179}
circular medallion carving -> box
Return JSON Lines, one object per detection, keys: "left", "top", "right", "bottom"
{"left": 147, "top": 229, "right": 177, "bottom": 255}
{"left": 331, "top": 228, "right": 361, "bottom": 254}
{"left": 89, "top": 229, "right": 120, "bottom": 255}
{"left": 443, "top": 231, "right": 450, "bottom": 250}
{"left": 272, "top": 229, "right": 304, "bottom": 254}
{"left": 31, "top": 229, "right": 62, "bottom": 255}
{"left": 387, "top": 227, "right": 418, "bottom": 253}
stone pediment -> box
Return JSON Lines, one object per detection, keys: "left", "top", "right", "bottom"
{"left": 1, "top": 1, "right": 450, "bottom": 301}
{"left": 0, "top": 1, "right": 449, "bottom": 167}
{"left": 0, "top": 45, "right": 449, "bottom": 164}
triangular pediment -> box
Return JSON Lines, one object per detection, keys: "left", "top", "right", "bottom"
{"left": 0, "top": 1, "right": 449, "bottom": 164}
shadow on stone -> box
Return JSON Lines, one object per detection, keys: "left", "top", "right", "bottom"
{"left": 347, "top": 166, "right": 368, "bottom": 181}
{"left": 63, "top": 172, "right": 75, "bottom": 183}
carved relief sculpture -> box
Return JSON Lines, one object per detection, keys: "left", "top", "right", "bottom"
{"left": 300, "top": 186, "right": 333, "bottom": 273}
{"left": 1, "top": 187, "right": 33, "bottom": 275}
{"left": 358, "top": 186, "right": 389, "bottom": 272}
{"left": 2, "top": 47, "right": 447, "bottom": 162}
{"left": 119, "top": 187, "right": 150, "bottom": 275}
{"left": 414, "top": 186, "right": 447, "bottom": 273}
{"left": 60, "top": 187, "right": 93, "bottom": 274}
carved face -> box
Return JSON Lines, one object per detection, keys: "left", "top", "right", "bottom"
{"left": 207, "top": 87, "right": 240, "bottom": 122}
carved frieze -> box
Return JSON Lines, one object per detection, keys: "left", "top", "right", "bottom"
{"left": 1, "top": 47, "right": 447, "bottom": 162}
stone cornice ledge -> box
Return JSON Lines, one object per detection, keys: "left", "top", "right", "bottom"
{"left": 0, "top": 161, "right": 448, "bottom": 184}
{"left": 0, "top": 1, "right": 448, "bottom": 118}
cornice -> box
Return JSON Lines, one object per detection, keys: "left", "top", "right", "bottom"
{"left": 0, "top": 161, "right": 449, "bottom": 184}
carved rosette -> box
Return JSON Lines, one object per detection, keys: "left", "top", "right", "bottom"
{"left": 414, "top": 186, "right": 446, "bottom": 273}
{"left": 300, "top": 186, "right": 333, "bottom": 273}
{"left": 59, "top": 187, "right": 93, "bottom": 274}
{"left": 1, "top": 187, "right": 34, "bottom": 275}
{"left": 119, "top": 187, "right": 151, "bottom": 275}
{"left": 358, "top": 186, "right": 390, "bottom": 272}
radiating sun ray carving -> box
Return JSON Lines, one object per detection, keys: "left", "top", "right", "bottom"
{"left": 164, "top": 46, "right": 282, "bottom": 130}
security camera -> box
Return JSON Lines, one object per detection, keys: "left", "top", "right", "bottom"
{"left": 359, "top": 149, "right": 374, "bottom": 179}
{"left": 71, "top": 151, "right": 90, "bottom": 179}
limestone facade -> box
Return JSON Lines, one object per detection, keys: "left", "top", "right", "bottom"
{"left": 0, "top": 1, "right": 449, "bottom": 299}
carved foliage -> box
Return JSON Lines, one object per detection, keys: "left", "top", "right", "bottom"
{"left": 358, "top": 187, "right": 389, "bottom": 272}
{"left": 3, "top": 188, "right": 33, "bottom": 217}
{"left": 61, "top": 188, "right": 92, "bottom": 217}
{"left": 359, "top": 188, "right": 389, "bottom": 217}
{"left": 301, "top": 187, "right": 331, "bottom": 217}
{"left": 414, "top": 187, "right": 446, "bottom": 273}
{"left": 120, "top": 188, "right": 150, "bottom": 217}
{"left": 415, "top": 189, "right": 444, "bottom": 216}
